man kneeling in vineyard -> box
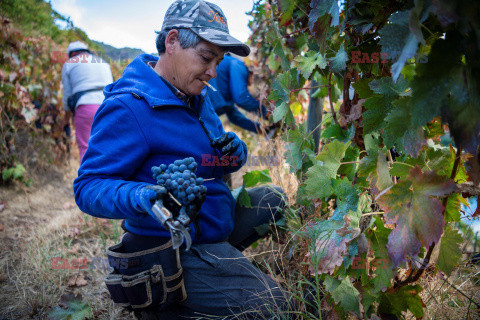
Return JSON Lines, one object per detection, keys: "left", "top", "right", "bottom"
{"left": 73, "top": 0, "right": 290, "bottom": 318}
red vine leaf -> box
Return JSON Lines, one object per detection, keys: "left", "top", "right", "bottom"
{"left": 377, "top": 166, "right": 455, "bottom": 266}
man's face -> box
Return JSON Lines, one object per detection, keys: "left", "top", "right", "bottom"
{"left": 170, "top": 39, "right": 224, "bottom": 96}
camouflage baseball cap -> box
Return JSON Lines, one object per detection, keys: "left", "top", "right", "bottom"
{"left": 161, "top": 0, "right": 250, "bottom": 57}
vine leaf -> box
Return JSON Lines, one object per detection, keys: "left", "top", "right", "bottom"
{"left": 379, "top": 285, "right": 424, "bottom": 318}
{"left": 376, "top": 151, "right": 393, "bottom": 191}
{"left": 362, "top": 96, "right": 393, "bottom": 134}
{"left": 382, "top": 99, "right": 411, "bottom": 149}
{"left": 367, "top": 217, "right": 394, "bottom": 293}
{"left": 329, "top": 43, "right": 347, "bottom": 73}
{"left": 444, "top": 194, "right": 467, "bottom": 222}
{"left": 277, "top": 69, "right": 297, "bottom": 91}
{"left": 243, "top": 170, "right": 272, "bottom": 188}
{"left": 268, "top": 80, "right": 288, "bottom": 102}
{"left": 295, "top": 50, "right": 327, "bottom": 79}
{"left": 307, "top": 180, "right": 360, "bottom": 275}
{"left": 403, "top": 126, "right": 426, "bottom": 157}
{"left": 410, "top": 36, "right": 465, "bottom": 129}
{"left": 377, "top": 166, "right": 455, "bottom": 266}
{"left": 379, "top": 11, "right": 420, "bottom": 82}
{"left": 352, "top": 78, "right": 374, "bottom": 99}
{"left": 309, "top": 0, "right": 340, "bottom": 27}
{"left": 305, "top": 141, "right": 351, "bottom": 199}
{"left": 273, "top": 101, "right": 289, "bottom": 123}
{"left": 283, "top": 127, "right": 306, "bottom": 172}
{"left": 232, "top": 186, "right": 251, "bottom": 207}
{"left": 325, "top": 276, "right": 362, "bottom": 317}
{"left": 368, "top": 77, "right": 409, "bottom": 97}
{"left": 436, "top": 225, "right": 463, "bottom": 275}
{"left": 308, "top": 214, "right": 356, "bottom": 275}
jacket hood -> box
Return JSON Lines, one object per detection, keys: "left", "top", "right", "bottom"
{"left": 104, "top": 54, "right": 198, "bottom": 107}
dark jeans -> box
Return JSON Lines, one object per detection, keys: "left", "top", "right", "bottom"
{"left": 123, "top": 185, "right": 289, "bottom": 319}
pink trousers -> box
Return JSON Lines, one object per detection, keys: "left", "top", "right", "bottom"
{"left": 74, "top": 104, "right": 100, "bottom": 162}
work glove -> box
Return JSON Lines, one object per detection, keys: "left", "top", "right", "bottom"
{"left": 212, "top": 132, "right": 247, "bottom": 166}
{"left": 263, "top": 122, "right": 280, "bottom": 136}
{"left": 137, "top": 185, "right": 168, "bottom": 218}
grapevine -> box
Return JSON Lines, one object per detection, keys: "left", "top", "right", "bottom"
{"left": 247, "top": 0, "right": 480, "bottom": 318}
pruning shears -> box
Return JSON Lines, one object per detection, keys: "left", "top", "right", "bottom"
{"left": 151, "top": 193, "right": 192, "bottom": 251}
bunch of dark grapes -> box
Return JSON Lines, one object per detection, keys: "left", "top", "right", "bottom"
{"left": 151, "top": 157, "right": 207, "bottom": 215}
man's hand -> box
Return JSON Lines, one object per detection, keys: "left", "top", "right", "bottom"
{"left": 137, "top": 185, "right": 168, "bottom": 218}
{"left": 212, "top": 132, "right": 247, "bottom": 165}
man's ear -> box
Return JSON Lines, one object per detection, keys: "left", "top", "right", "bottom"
{"left": 165, "top": 29, "right": 179, "bottom": 54}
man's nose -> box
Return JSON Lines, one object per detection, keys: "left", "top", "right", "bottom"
{"left": 205, "top": 63, "right": 217, "bottom": 79}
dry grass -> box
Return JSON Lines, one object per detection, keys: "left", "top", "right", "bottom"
{"left": 416, "top": 264, "right": 480, "bottom": 319}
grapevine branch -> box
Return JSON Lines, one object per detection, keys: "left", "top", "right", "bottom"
{"left": 327, "top": 72, "right": 341, "bottom": 127}
{"left": 394, "top": 146, "right": 463, "bottom": 289}
{"left": 290, "top": 84, "right": 329, "bottom": 93}
{"left": 281, "top": 27, "right": 309, "bottom": 39}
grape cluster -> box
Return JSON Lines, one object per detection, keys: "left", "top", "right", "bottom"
{"left": 151, "top": 157, "right": 207, "bottom": 215}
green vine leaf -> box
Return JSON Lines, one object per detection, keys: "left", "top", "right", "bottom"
{"left": 273, "top": 101, "right": 289, "bottom": 123}
{"left": 367, "top": 217, "right": 394, "bottom": 293}
{"left": 377, "top": 166, "right": 455, "bottom": 266}
{"left": 325, "top": 276, "right": 362, "bottom": 317}
{"left": 437, "top": 225, "right": 463, "bottom": 275}
{"left": 243, "top": 170, "right": 272, "bottom": 188}
{"left": 329, "top": 43, "right": 347, "bottom": 73}
{"left": 305, "top": 141, "right": 351, "bottom": 199}
{"left": 309, "top": 0, "right": 340, "bottom": 28}
{"left": 410, "top": 36, "right": 463, "bottom": 128}
{"left": 283, "top": 127, "right": 307, "bottom": 172}
{"left": 376, "top": 151, "right": 393, "bottom": 191}
{"left": 295, "top": 50, "right": 327, "bottom": 79}
{"left": 382, "top": 98, "right": 411, "bottom": 149}
{"left": 379, "top": 285, "right": 424, "bottom": 318}
{"left": 379, "top": 11, "right": 420, "bottom": 82}
{"left": 368, "top": 76, "right": 409, "bottom": 97}
{"left": 362, "top": 96, "right": 394, "bottom": 134}
{"left": 352, "top": 78, "right": 374, "bottom": 99}
{"left": 445, "top": 194, "right": 468, "bottom": 222}
{"left": 232, "top": 186, "right": 251, "bottom": 208}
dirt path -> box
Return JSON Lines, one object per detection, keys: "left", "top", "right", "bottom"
{"left": 0, "top": 155, "right": 133, "bottom": 319}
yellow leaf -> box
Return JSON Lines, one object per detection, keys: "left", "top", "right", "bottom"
{"left": 290, "top": 102, "right": 303, "bottom": 116}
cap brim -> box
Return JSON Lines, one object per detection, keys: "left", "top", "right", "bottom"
{"left": 190, "top": 28, "right": 250, "bottom": 57}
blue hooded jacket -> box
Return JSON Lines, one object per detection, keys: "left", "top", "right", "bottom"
{"left": 208, "top": 55, "right": 268, "bottom": 133}
{"left": 73, "top": 54, "right": 246, "bottom": 243}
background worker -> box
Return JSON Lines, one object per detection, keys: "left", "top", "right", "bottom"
{"left": 208, "top": 54, "right": 278, "bottom": 135}
{"left": 61, "top": 41, "right": 113, "bottom": 162}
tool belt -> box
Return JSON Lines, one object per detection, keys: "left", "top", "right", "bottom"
{"left": 104, "top": 239, "right": 186, "bottom": 310}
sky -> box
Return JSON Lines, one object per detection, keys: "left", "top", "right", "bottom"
{"left": 49, "top": 0, "right": 255, "bottom": 54}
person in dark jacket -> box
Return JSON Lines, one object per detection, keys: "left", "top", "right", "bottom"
{"left": 73, "top": 1, "right": 289, "bottom": 319}
{"left": 208, "top": 54, "right": 276, "bottom": 134}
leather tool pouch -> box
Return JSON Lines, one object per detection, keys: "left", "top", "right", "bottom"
{"left": 104, "top": 240, "right": 186, "bottom": 310}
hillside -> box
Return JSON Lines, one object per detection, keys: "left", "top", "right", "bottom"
{"left": 92, "top": 40, "right": 147, "bottom": 62}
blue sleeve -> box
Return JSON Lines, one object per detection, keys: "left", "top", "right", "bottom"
{"left": 225, "top": 106, "right": 261, "bottom": 133}
{"left": 229, "top": 60, "right": 268, "bottom": 119}
{"left": 73, "top": 98, "right": 150, "bottom": 220}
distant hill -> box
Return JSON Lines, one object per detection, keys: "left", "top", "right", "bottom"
{"left": 92, "top": 40, "right": 147, "bottom": 62}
